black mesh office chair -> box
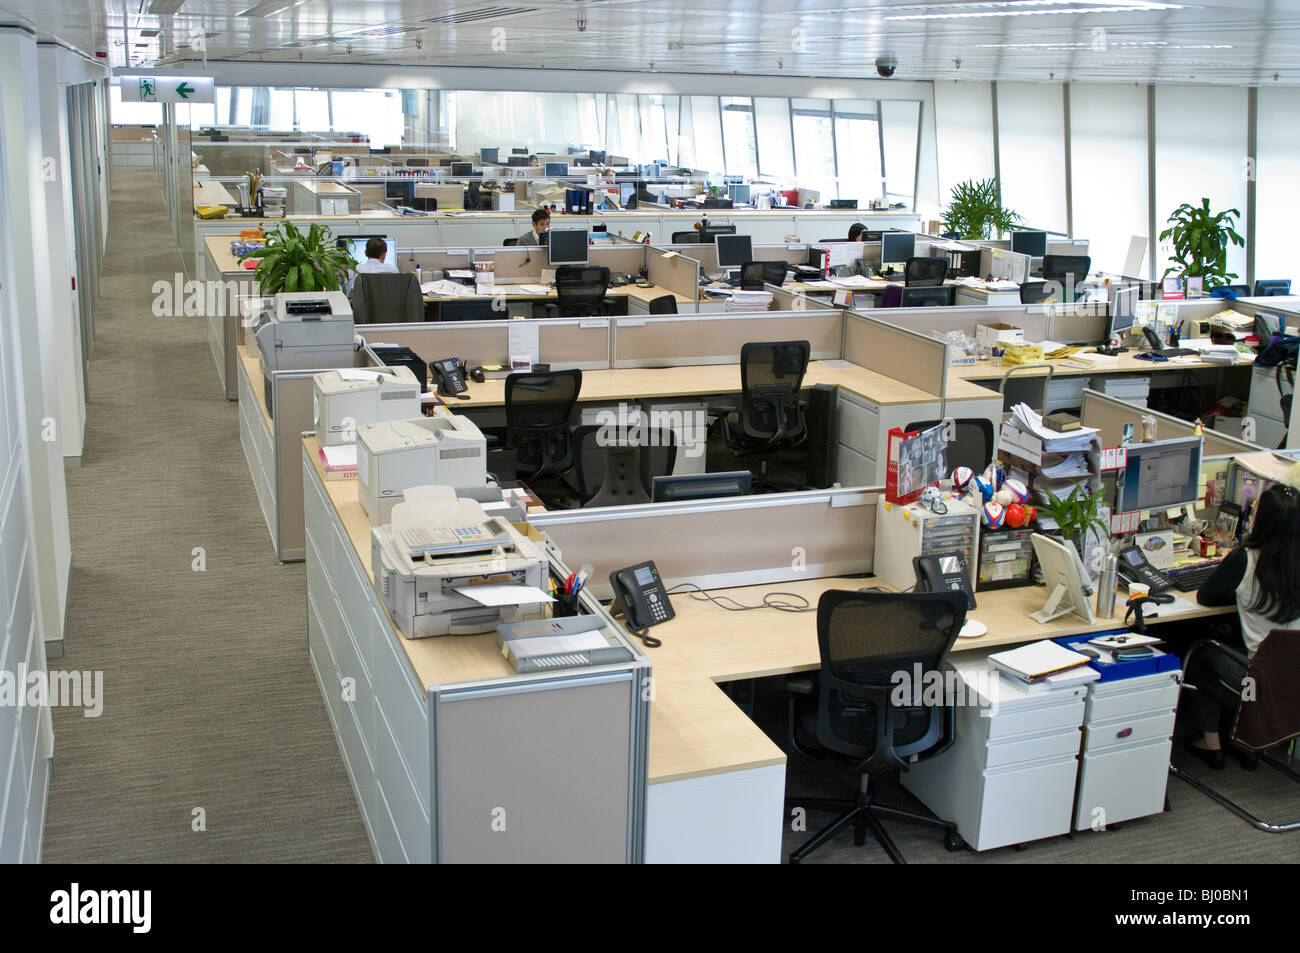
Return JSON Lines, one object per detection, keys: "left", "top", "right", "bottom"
{"left": 671, "top": 231, "right": 700, "bottom": 244}
{"left": 503, "top": 237, "right": 519, "bottom": 246}
{"left": 349, "top": 272, "right": 423, "bottom": 324}
{"left": 904, "top": 256, "right": 947, "bottom": 287}
{"left": 648, "top": 294, "right": 678, "bottom": 315}
{"left": 738, "top": 260, "right": 789, "bottom": 291}
{"left": 903, "top": 418, "right": 995, "bottom": 472}
{"left": 1019, "top": 280, "right": 1054, "bottom": 304}
{"left": 713, "top": 340, "right": 810, "bottom": 489}
{"left": 505, "top": 370, "right": 583, "bottom": 491}
{"left": 570, "top": 423, "right": 677, "bottom": 507}
{"left": 1040, "top": 255, "right": 1092, "bottom": 303}
{"left": 785, "top": 589, "right": 967, "bottom": 864}
{"left": 554, "top": 265, "right": 610, "bottom": 317}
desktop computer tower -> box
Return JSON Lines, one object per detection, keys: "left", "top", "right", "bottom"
{"left": 805, "top": 384, "right": 837, "bottom": 489}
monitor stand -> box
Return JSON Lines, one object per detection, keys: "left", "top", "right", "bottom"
{"left": 1030, "top": 583, "right": 1095, "bottom": 625}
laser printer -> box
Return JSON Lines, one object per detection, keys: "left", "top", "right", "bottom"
{"left": 254, "top": 291, "right": 355, "bottom": 405}
{"left": 372, "top": 485, "right": 549, "bottom": 638}
{"left": 313, "top": 366, "right": 421, "bottom": 446}
{"left": 356, "top": 415, "right": 487, "bottom": 523}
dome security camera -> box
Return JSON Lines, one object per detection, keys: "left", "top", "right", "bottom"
{"left": 876, "top": 56, "right": 897, "bottom": 78}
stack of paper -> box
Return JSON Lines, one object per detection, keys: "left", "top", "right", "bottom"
{"left": 988, "top": 640, "right": 1093, "bottom": 684}
{"left": 725, "top": 290, "right": 774, "bottom": 311}
{"left": 1040, "top": 453, "right": 1092, "bottom": 478}
{"left": 827, "top": 274, "right": 878, "bottom": 288}
{"left": 421, "top": 279, "right": 476, "bottom": 297}
{"left": 1008, "top": 403, "right": 1099, "bottom": 452}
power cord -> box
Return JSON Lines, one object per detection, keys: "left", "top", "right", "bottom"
{"left": 665, "top": 582, "right": 815, "bottom": 613}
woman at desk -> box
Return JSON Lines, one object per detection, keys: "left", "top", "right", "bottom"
{"left": 847, "top": 222, "right": 868, "bottom": 275}
{"left": 1186, "top": 480, "right": 1300, "bottom": 769}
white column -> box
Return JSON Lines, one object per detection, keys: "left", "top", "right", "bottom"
{"left": 0, "top": 29, "right": 72, "bottom": 644}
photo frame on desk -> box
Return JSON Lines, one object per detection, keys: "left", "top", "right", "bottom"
{"left": 886, "top": 423, "right": 947, "bottom": 504}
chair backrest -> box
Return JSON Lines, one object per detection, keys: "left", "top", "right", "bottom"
{"left": 903, "top": 418, "right": 995, "bottom": 472}
{"left": 761, "top": 261, "right": 789, "bottom": 287}
{"left": 349, "top": 272, "right": 423, "bottom": 324}
{"left": 571, "top": 423, "right": 677, "bottom": 504}
{"left": 813, "top": 589, "right": 966, "bottom": 770}
{"left": 502, "top": 237, "right": 519, "bottom": 246}
{"left": 1019, "top": 280, "right": 1053, "bottom": 304}
{"left": 739, "top": 260, "right": 767, "bottom": 290}
{"left": 671, "top": 231, "right": 700, "bottom": 244}
{"left": 1233, "top": 628, "right": 1300, "bottom": 751}
{"left": 555, "top": 265, "right": 610, "bottom": 316}
{"left": 1041, "top": 255, "right": 1092, "bottom": 302}
{"left": 505, "top": 370, "right": 583, "bottom": 474}
{"left": 739, "top": 340, "right": 810, "bottom": 441}
{"left": 904, "top": 256, "right": 947, "bottom": 287}
{"left": 648, "top": 294, "right": 678, "bottom": 315}
{"left": 899, "top": 285, "right": 954, "bottom": 308}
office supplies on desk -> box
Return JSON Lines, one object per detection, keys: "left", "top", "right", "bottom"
{"left": 875, "top": 496, "right": 979, "bottom": 593}
{"left": 497, "top": 616, "right": 635, "bottom": 673}
{"left": 371, "top": 485, "right": 548, "bottom": 638}
{"left": 313, "top": 367, "right": 421, "bottom": 447}
{"left": 988, "top": 639, "right": 1092, "bottom": 683}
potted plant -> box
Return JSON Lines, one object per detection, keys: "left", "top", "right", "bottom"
{"left": 939, "top": 178, "right": 1022, "bottom": 240}
{"left": 1159, "top": 199, "right": 1244, "bottom": 289}
{"left": 1040, "top": 484, "right": 1110, "bottom": 577}
{"left": 239, "top": 220, "right": 355, "bottom": 295}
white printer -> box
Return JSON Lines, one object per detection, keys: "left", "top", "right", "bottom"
{"left": 372, "top": 485, "right": 549, "bottom": 638}
{"left": 313, "top": 366, "right": 421, "bottom": 446}
{"left": 254, "top": 291, "right": 355, "bottom": 387}
{"left": 356, "top": 415, "right": 487, "bottom": 523}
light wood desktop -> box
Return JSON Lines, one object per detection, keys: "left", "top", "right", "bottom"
{"left": 193, "top": 179, "right": 237, "bottom": 209}
{"left": 949, "top": 350, "right": 1253, "bottom": 384}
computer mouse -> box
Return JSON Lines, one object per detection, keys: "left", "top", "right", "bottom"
{"left": 469, "top": 367, "right": 486, "bottom": 383}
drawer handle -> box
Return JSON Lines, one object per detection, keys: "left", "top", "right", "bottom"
{"left": 1116, "top": 727, "right": 1133, "bottom": 739}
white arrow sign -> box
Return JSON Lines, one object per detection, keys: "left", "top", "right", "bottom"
{"left": 120, "top": 75, "right": 215, "bottom": 104}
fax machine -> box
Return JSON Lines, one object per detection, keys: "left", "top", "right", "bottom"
{"left": 372, "top": 485, "right": 548, "bottom": 638}
{"left": 356, "top": 415, "right": 487, "bottom": 523}
{"left": 255, "top": 292, "right": 355, "bottom": 406}
{"left": 313, "top": 366, "right": 421, "bottom": 446}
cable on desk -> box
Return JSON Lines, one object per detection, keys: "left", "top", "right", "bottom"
{"left": 665, "top": 582, "right": 815, "bottom": 613}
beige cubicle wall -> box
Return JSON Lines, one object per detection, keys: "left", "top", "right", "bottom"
{"left": 842, "top": 312, "right": 949, "bottom": 399}
{"left": 1080, "top": 389, "right": 1265, "bottom": 456}
{"left": 362, "top": 317, "right": 613, "bottom": 370}
{"left": 611, "top": 311, "right": 842, "bottom": 368}
{"left": 671, "top": 242, "right": 809, "bottom": 274}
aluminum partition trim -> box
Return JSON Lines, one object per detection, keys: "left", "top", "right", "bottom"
{"left": 531, "top": 486, "right": 876, "bottom": 526}
{"left": 610, "top": 310, "right": 843, "bottom": 367}
{"left": 1246, "top": 86, "right": 1257, "bottom": 292}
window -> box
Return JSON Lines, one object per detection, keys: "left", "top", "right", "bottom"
{"left": 1256, "top": 87, "right": 1300, "bottom": 289}
{"left": 997, "top": 82, "right": 1067, "bottom": 234}
{"left": 689, "top": 96, "right": 725, "bottom": 175}
{"left": 641, "top": 95, "right": 668, "bottom": 164}
{"left": 295, "top": 90, "right": 329, "bottom": 133}
{"left": 791, "top": 99, "right": 836, "bottom": 203}
{"left": 720, "top": 97, "right": 757, "bottom": 178}
{"left": 108, "top": 82, "right": 162, "bottom": 126}
{"left": 832, "top": 100, "right": 882, "bottom": 205}
{"left": 880, "top": 100, "right": 921, "bottom": 207}
{"left": 1071, "top": 84, "right": 1148, "bottom": 276}
{"left": 754, "top": 98, "right": 794, "bottom": 179}
{"left": 934, "top": 82, "right": 995, "bottom": 208}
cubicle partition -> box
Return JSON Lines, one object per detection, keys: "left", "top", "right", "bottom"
{"left": 854, "top": 302, "right": 1055, "bottom": 344}
{"left": 1080, "top": 389, "right": 1264, "bottom": 456}
{"left": 363, "top": 317, "right": 613, "bottom": 371}
{"left": 611, "top": 311, "right": 842, "bottom": 367}
{"left": 842, "top": 312, "right": 949, "bottom": 403}
{"left": 670, "top": 242, "right": 809, "bottom": 274}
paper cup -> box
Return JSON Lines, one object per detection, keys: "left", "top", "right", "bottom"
{"left": 1127, "top": 582, "right": 1151, "bottom": 599}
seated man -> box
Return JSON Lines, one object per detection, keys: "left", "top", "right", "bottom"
{"left": 347, "top": 236, "right": 398, "bottom": 294}
{"left": 516, "top": 208, "right": 551, "bottom": 246}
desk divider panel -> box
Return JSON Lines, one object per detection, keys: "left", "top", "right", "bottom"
{"left": 855, "top": 303, "right": 1052, "bottom": 343}
{"left": 1080, "top": 389, "right": 1264, "bottom": 455}
{"left": 612, "top": 311, "right": 842, "bottom": 367}
{"left": 360, "top": 318, "right": 612, "bottom": 371}
{"left": 531, "top": 488, "right": 878, "bottom": 601}
{"left": 842, "top": 312, "right": 948, "bottom": 398}
{"left": 673, "top": 243, "right": 809, "bottom": 274}
{"left": 645, "top": 247, "right": 701, "bottom": 303}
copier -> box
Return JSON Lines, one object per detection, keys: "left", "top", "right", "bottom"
{"left": 313, "top": 366, "right": 421, "bottom": 446}
{"left": 372, "top": 485, "right": 549, "bottom": 638}
{"left": 356, "top": 415, "right": 487, "bottom": 523}
{"left": 254, "top": 292, "right": 355, "bottom": 407}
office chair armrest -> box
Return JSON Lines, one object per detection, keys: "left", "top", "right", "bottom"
{"left": 1182, "top": 638, "right": 1250, "bottom": 679}
{"left": 786, "top": 675, "right": 815, "bottom": 696}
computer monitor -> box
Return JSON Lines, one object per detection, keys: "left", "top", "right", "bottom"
{"left": 384, "top": 180, "right": 414, "bottom": 205}
{"left": 1114, "top": 435, "right": 1202, "bottom": 513}
{"left": 828, "top": 199, "right": 858, "bottom": 210}
{"left": 507, "top": 156, "right": 527, "bottom": 167}
{"left": 698, "top": 224, "right": 737, "bottom": 244}
{"left": 544, "top": 162, "right": 569, "bottom": 177}
{"left": 1029, "top": 533, "right": 1095, "bottom": 625}
{"left": 547, "top": 228, "right": 589, "bottom": 266}
{"left": 1253, "top": 279, "right": 1292, "bottom": 297}
{"left": 727, "top": 183, "right": 752, "bottom": 205}
{"left": 1010, "top": 229, "right": 1048, "bottom": 258}
{"left": 589, "top": 150, "right": 606, "bottom": 165}
{"left": 340, "top": 236, "right": 397, "bottom": 268}
{"left": 899, "top": 286, "right": 955, "bottom": 308}
{"left": 451, "top": 162, "right": 473, "bottom": 177}
{"left": 715, "top": 234, "right": 754, "bottom": 269}
{"left": 881, "top": 231, "right": 916, "bottom": 266}
{"left": 480, "top": 147, "right": 499, "bottom": 165}
{"left": 652, "top": 471, "right": 753, "bottom": 503}
{"left": 1108, "top": 284, "right": 1140, "bottom": 335}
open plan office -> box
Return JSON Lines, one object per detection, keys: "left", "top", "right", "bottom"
{"left": 1, "top": 0, "right": 1298, "bottom": 876}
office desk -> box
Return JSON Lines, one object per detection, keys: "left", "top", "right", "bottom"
{"left": 193, "top": 179, "right": 237, "bottom": 209}
{"left": 203, "top": 236, "right": 263, "bottom": 399}
{"left": 949, "top": 351, "right": 1254, "bottom": 383}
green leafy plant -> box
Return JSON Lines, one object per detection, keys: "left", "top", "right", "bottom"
{"left": 1159, "top": 199, "right": 1244, "bottom": 288}
{"left": 1040, "top": 484, "right": 1108, "bottom": 549}
{"left": 939, "top": 178, "right": 1022, "bottom": 240}
{"left": 239, "top": 221, "right": 354, "bottom": 295}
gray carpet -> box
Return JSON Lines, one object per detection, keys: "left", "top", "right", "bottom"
{"left": 40, "top": 166, "right": 372, "bottom": 863}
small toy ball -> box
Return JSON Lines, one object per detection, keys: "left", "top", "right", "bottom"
{"left": 1006, "top": 502, "right": 1025, "bottom": 527}
{"left": 981, "top": 501, "right": 1005, "bottom": 528}
{"left": 971, "top": 475, "right": 993, "bottom": 501}
{"left": 993, "top": 487, "right": 1014, "bottom": 506}
{"left": 952, "top": 466, "right": 974, "bottom": 492}
{"left": 983, "top": 462, "right": 1005, "bottom": 491}
{"left": 1004, "top": 477, "right": 1029, "bottom": 504}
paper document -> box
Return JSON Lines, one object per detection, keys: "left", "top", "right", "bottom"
{"left": 813, "top": 243, "right": 855, "bottom": 268}
{"left": 989, "top": 640, "right": 1092, "bottom": 681}
{"left": 507, "top": 319, "right": 540, "bottom": 363}
{"left": 320, "top": 444, "right": 357, "bottom": 469}
{"left": 1007, "top": 403, "right": 1099, "bottom": 451}
{"left": 336, "top": 369, "right": 389, "bottom": 382}
{"left": 519, "top": 284, "right": 551, "bottom": 295}
{"left": 507, "top": 631, "right": 611, "bottom": 656}
{"left": 455, "top": 584, "right": 555, "bottom": 607}
{"left": 820, "top": 359, "right": 855, "bottom": 370}
{"left": 827, "top": 274, "right": 877, "bottom": 288}
{"left": 421, "top": 279, "right": 476, "bottom": 297}
{"left": 446, "top": 269, "right": 474, "bottom": 279}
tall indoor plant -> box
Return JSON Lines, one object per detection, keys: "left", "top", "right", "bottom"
{"left": 939, "top": 178, "right": 1022, "bottom": 240}
{"left": 239, "top": 220, "right": 355, "bottom": 295}
{"left": 1159, "top": 198, "right": 1244, "bottom": 289}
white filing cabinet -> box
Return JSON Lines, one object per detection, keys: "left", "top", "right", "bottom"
{"left": 1247, "top": 364, "right": 1290, "bottom": 450}
{"left": 901, "top": 655, "right": 1086, "bottom": 851}
{"left": 1073, "top": 668, "right": 1181, "bottom": 831}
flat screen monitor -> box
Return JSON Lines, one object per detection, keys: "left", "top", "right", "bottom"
{"left": 340, "top": 236, "right": 396, "bottom": 268}
{"left": 1254, "top": 279, "right": 1292, "bottom": 297}
{"left": 480, "top": 147, "right": 499, "bottom": 165}
{"left": 512, "top": 147, "right": 528, "bottom": 155}
{"left": 544, "top": 162, "right": 569, "bottom": 177}
{"left": 1114, "top": 435, "right": 1202, "bottom": 513}
{"left": 451, "top": 162, "right": 473, "bottom": 177}
{"left": 384, "top": 180, "right": 414, "bottom": 204}
{"left": 589, "top": 150, "right": 606, "bottom": 165}
{"left": 652, "top": 471, "right": 753, "bottom": 503}
{"left": 715, "top": 234, "right": 753, "bottom": 268}
{"left": 547, "top": 228, "right": 589, "bottom": 266}
{"left": 1029, "top": 534, "right": 1095, "bottom": 625}
{"left": 727, "top": 183, "right": 752, "bottom": 205}
{"left": 1108, "top": 284, "right": 1140, "bottom": 335}
{"left": 1010, "top": 229, "right": 1048, "bottom": 258}
{"left": 619, "top": 184, "right": 636, "bottom": 204}
{"left": 881, "top": 231, "right": 916, "bottom": 265}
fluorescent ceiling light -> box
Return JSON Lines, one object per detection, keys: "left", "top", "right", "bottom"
{"left": 147, "top": 0, "right": 186, "bottom": 13}
{"left": 139, "top": 28, "right": 161, "bottom": 37}
{"left": 238, "top": 0, "right": 307, "bottom": 16}
{"left": 887, "top": 1, "right": 1183, "bottom": 20}
{"left": 977, "top": 41, "right": 1232, "bottom": 49}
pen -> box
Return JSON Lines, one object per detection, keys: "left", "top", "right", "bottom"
{"left": 572, "top": 562, "right": 594, "bottom": 595}
{"left": 564, "top": 571, "right": 577, "bottom": 594}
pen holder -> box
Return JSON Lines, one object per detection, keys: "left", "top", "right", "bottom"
{"left": 552, "top": 592, "right": 580, "bottom": 618}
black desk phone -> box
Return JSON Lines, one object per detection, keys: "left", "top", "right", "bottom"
{"left": 610, "top": 560, "right": 674, "bottom": 646}
{"left": 431, "top": 357, "right": 468, "bottom": 397}
{"left": 913, "top": 553, "right": 976, "bottom": 610}
{"left": 1117, "top": 544, "right": 1173, "bottom": 593}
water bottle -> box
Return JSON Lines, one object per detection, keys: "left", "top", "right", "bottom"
{"left": 1096, "top": 554, "right": 1118, "bottom": 618}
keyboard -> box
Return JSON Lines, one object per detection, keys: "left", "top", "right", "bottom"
{"left": 1165, "top": 558, "right": 1223, "bottom": 592}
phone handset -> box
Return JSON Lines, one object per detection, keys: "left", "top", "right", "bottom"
{"left": 609, "top": 560, "right": 674, "bottom": 647}
{"left": 432, "top": 357, "right": 469, "bottom": 398}
{"left": 912, "top": 553, "right": 977, "bottom": 609}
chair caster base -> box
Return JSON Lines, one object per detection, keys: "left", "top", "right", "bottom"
{"left": 944, "top": 831, "right": 967, "bottom": 852}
